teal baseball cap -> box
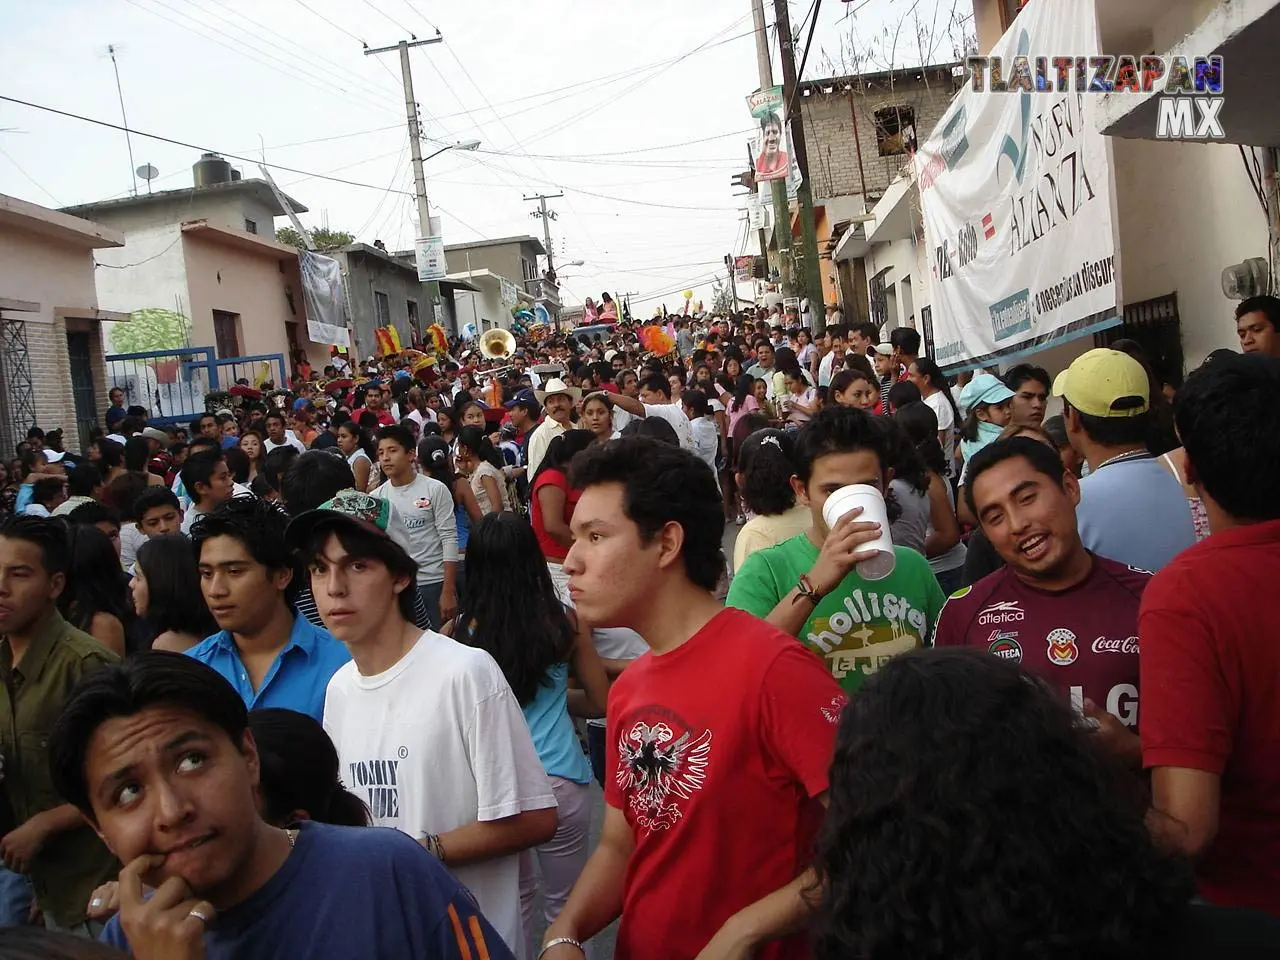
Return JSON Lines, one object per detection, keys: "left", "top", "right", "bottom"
{"left": 284, "top": 488, "right": 415, "bottom": 557}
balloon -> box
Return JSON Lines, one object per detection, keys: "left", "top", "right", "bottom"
{"left": 461, "top": 322, "right": 477, "bottom": 340}
{"left": 682, "top": 290, "right": 694, "bottom": 300}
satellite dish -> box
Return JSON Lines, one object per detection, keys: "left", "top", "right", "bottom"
{"left": 136, "top": 164, "right": 159, "bottom": 194}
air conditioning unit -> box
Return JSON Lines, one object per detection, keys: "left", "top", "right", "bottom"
{"left": 1221, "top": 257, "right": 1270, "bottom": 300}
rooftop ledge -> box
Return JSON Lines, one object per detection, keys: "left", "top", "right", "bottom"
{"left": 1096, "top": 0, "right": 1280, "bottom": 145}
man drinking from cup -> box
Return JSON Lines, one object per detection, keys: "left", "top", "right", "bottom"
{"left": 727, "top": 407, "right": 946, "bottom": 693}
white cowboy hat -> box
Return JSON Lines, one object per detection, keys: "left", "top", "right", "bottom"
{"left": 535, "top": 377, "right": 581, "bottom": 404}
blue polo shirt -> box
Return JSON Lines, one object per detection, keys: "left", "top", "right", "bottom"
{"left": 185, "top": 611, "right": 350, "bottom": 722}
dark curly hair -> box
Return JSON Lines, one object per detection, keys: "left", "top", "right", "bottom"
{"left": 813, "top": 648, "right": 1194, "bottom": 960}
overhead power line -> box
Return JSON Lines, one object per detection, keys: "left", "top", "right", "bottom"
{"left": 0, "top": 94, "right": 416, "bottom": 198}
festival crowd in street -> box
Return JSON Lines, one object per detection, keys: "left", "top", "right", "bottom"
{"left": 0, "top": 293, "right": 1278, "bottom": 959}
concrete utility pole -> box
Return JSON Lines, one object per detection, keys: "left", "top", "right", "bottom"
{"left": 365, "top": 36, "right": 443, "bottom": 240}
{"left": 525, "top": 193, "right": 563, "bottom": 277}
{"left": 751, "top": 0, "right": 794, "bottom": 300}
{"left": 773, "top": 0, "right": 826, "bottom": 330}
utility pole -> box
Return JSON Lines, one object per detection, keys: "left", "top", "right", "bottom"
{"left": 751, "top": 0, "right": 793, "bottom": 301}
{"left": 525, "top": 193, "right": 563, "bottom": 278}
{"left": 365, "top": 36, "right": 443, "bottom": 240}
{"left": 773, "top": 0, "right": 826, "bottom": 331}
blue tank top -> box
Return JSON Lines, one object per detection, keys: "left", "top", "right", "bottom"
{"left": 523, "top": 663, "right": 592, "bottom": 784}
{"left": 455, "top": 501, "right": 470, "bottom": 550}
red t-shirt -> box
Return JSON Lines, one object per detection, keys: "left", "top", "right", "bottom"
{"left": 1139, "top": 519, "right": 1280, "bottom": 915}
{"left": 530, "top": 469, "right": 579, "bottom": 562}
{"left": 933, "top": 555, "right": 1150, "bottom": 726}
{"left": 352, "top": 407, "right": 396, "bottom": 427}
{"left": 605, "top": 607, "right": 844, "bottom": 959}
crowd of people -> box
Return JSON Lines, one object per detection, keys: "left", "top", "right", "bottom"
{"left": 0, "top": 292, "right": 1277, "bottom": 959}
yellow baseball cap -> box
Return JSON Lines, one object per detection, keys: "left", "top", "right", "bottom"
{"left": 1051, "top": 348, "right": 1149, "bottom": 418}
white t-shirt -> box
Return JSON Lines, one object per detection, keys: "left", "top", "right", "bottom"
{"left": 265, "top": 430, "right": 306, "bottom": 455}
{"left": 370, "top": 473, "right": 458, "bottom": 585}
{"left": 323, "top": 631, "right": 557, "bottom": 956}
{"left": 642, "top": 402, "right": 693, "bottom": 450}
{"left": 922, "top": 391, "right": 957, "bottom": 475}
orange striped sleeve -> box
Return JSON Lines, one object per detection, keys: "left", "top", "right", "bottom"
{"left": 446, "top": 903, "right": 473, "bottom": 960}
{"left": 467, "top": 915, "right": 491, "bottom": 960}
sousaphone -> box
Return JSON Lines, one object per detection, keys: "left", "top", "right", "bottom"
{"left": 479, "top": 327, "right": 516, "bottom": 360}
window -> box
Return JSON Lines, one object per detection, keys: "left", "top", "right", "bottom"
{"left": 212, "top": 310, "right": 242, "bottom": 357}
{"left": 406, "top": 299, "right": 419, "bottom": 328}
{"left": 374, "top": 291, "right": 391, "bottom": 327}
{"left": 521, "top": 257, "right": 537, "bottom": 282}
{"left": 873, "top": 105, "right": 917, "bottom": 156}
{"left": 244, "top": 218, "right": 257, "bottom": 235}
{"left": 999, "top": 0, "right": 1033, "bottom": 32}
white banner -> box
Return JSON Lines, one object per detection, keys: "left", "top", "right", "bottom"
{"left": 916, "top": 0, "right": 1120, "bottom": 371}
{"left": 298, "top": 251, "right": 350, "bottom": 347}
{"left": 415, "top": 236, "right": 447, "bottom": 281}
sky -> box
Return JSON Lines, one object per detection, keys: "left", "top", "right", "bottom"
{"left": 0, "top": 0, "right": 970, "bottom": 314}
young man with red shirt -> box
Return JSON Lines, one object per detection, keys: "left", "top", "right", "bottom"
{"left": 1140, "top": 353, "right": 1280, "bottom": 915}
{"left": 933, "top": 436, "right": 1150, "bottom": 764}
{"left": 542, "top": 438, "right": 844, "bottom": 960}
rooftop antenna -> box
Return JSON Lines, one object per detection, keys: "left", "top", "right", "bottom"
{"left": 107, "top": 44, "right": 138, "bottom": 196}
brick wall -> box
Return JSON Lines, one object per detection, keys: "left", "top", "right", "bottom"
{"left": 24, "top": 316, "right": 80, "bottom": 452}
{"left": 800, "top": 68, "right": 962, "bottom": 203}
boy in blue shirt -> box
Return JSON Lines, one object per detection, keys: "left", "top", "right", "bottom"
{"left": 186, "top": 497, "right": 349, "bottom": 722}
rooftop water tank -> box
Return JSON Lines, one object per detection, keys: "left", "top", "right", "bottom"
{"left": 193, "top": 152, "right": 232, "bottom": 188}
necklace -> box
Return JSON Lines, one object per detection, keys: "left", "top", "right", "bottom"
{"left": 1094, "top": 448, "right": 1150, "bottom": 471}
{"left": 286, "top": 828, "right": 298, "bottom": 850}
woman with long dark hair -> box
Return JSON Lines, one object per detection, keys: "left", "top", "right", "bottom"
{"left": 732, "top": 429, "right": 808, "bottom": 571}
{"left": 447, "top": 514, "right": 608, "bottom": 956}
{"left": 813, "top": 648, "right": 1280, "bottom": 959}
{"left": 893, "top": 402, "right": 965, "bottom": 593}
{"left": 530, "top": 430, "right": 595, "bottom": 602}
{"left": 57, "top": 523, "right": 130, "bottom": 657}
{"left": 123, "top": 436, "right": 163, "bottom": 487}
{"left": 418, "top": 435, "right": 482, "bottom": 586}
{"left": 238, "top": 427, "right": 266, "bottom": 483}
{"left": 907, "top": 356, "right": 962, "bottom": 476}
{"left": 337, "top": 421, "right": 372, "bottom": 492}
{"left": 454, "top": 425, "right": 509, "bottom": 515}
{"left": 579, "top": 391, "right": 617, "bottom": 443}
{"left": 131, "top": 534, "right": 217, "bottom": 653}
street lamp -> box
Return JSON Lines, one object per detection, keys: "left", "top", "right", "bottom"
{"left": 423, "top": 138, "right": 481, "bottom": 162}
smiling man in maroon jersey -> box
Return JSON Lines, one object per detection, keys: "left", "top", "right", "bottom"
{"left": 932, "top": 436, "right": 1150, "bottom": 765}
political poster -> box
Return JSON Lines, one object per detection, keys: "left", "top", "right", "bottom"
{"left": 415, "top": 235, "right": 447, "bottom": 282}
{"left": 915, "top": 0, "right": 1120, "bottom": 371}
{"left": 747, "top": 86, "right": 791, "bottom": 183}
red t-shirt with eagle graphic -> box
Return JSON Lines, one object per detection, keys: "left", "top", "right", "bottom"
{"left": 605, "top": 607, "right": 844, "bottom": 960}
{"left": 932, "top": 554, "right": 1151, "bottom": 727}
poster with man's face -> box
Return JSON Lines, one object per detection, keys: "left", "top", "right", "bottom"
{"left": 747, "top": 87, "right": 791, "bottom": 183}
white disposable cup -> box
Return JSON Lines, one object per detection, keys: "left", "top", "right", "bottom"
{"left": 821, "top": 483, "right": 896, "bottom": 581}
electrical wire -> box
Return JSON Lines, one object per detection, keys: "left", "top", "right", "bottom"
{"left": 200, "top": 0, "right": 398, "bottom": 103}
{"left": 0, "top": 94, "right": 418, "bottom": 197}
{"left": 359, "top": 0, "right": 416, "bottom": 38}
{"left": 0, "top": 146, "right": 62, "bottom": 205}
{"left": 290, "top": 0, "right": 366, "bottom": 44}
{"left": 121, "top": 0, "right": 393, "bottom": 117}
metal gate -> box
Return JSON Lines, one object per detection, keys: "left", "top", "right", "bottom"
{"left": 104, "top": 347, "right": 287, "bottom": 426}
{"left": 66, "top": 332, "right": 99, "bottom": 452}
{"left": 1094, "top": 292, "right": 1185, "bottom": 389}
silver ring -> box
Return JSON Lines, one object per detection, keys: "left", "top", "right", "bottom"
{"left": 188, "top": 907, "right": 212, "bottom": 924}
{"left": 89, "top": 898, "right": 103, "bottom": 909}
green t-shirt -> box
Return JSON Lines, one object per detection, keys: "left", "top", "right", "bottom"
{"left": 727, "top": 534, "right": 946, "bottom": 693}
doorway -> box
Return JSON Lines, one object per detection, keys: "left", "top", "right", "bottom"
{"left": 66, "top": 331, "right": 98, "bottom": 450}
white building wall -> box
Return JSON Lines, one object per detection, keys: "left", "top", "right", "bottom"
{"left": 94, "top": 223, "right": 192, "bottom": 354}
{"left": 865, "top": 236, "right": 931, "bottom": 333}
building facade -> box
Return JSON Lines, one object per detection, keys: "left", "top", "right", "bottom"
{"left": 0, "top": 194, "right": 127, "bottom": 453}
{"left": 332, "top": 243, "right": 430, "bottom": 361}
{"left": 61, "top": 163, "right": 334, "bottom": 372}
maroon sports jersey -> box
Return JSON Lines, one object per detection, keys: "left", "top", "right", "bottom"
{"left": 933, "top": 555, "right": 1151, "bottom": 729}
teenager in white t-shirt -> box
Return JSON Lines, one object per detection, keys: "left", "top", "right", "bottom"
{"left": 286, "top": 489, "right": 558, "bottom": 958}
{"left": 608, "top": 373, "right": 693, "bottom": 450}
